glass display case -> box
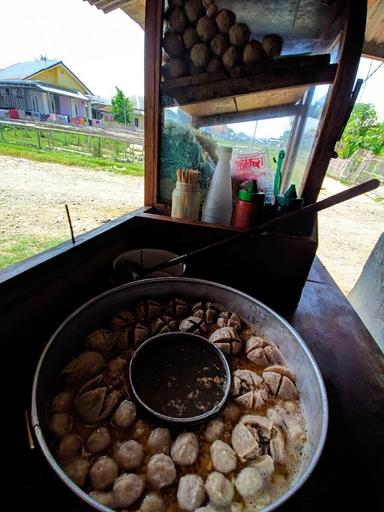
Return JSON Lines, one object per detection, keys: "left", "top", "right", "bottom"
{"left": 152, "top": 0, "right": 348, "bottom": 219}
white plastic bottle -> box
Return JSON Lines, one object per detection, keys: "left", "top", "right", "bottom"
{"left": 201, "top": 146, "right": 233, "bottom": 225}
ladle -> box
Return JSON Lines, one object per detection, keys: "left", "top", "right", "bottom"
{"left": 117, "top": 179, "right": 379, "bottom": 282}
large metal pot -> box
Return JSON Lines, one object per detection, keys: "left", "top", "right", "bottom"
{"left": 32, "top": 278, "right": 328, "bottom": 512}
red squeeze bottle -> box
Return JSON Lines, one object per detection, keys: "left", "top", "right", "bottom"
{"left": 231, "top": 180, "right": 265, "bottom": 229}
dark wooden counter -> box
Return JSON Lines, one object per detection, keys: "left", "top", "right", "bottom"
{"left": 286, "top": 258, "right": 384, "bottom": 510}
{"left": 3, "top": 239, "right": 383, "bottom": 510}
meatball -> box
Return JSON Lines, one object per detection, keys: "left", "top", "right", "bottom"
{"left": 132, "top": 419, "right": 151, "bottom": 442}
{"left": 62, "top": 458, "right": 90, "bottom": 488}
{"left": 115, "top": 440, "right": 144, "bottom": 471}
{"left": 249, "top": 454, "right": 275, "bottom": 481}
{"left": 86, "top": 427, "right": 111, "bottom": 454}
{"left": 147, "top": 454, "right": 177, "bottom": 489}
{"left": 51, "top": 391, "right": 73, "bottom": 413}
{"left": 210, "top": 440, "right": 237, "bottom": 474}
{"left": 222, "top": 401, "right": 241, "bottom": 423}
{"left": 215, "top": 9, "right": 236, "bottom": 33}
{"left": 235, "top": 467, "right": 263, "bottom": 498}
{"left": 177, "top": 474, "right": 206, "bottom": 511}
{"left": 205, "top": 472, "right": 234, "bottom": 506}
{"left": 204, "top": 418, "right": 224, "bottom": 443}
{"left": 112, "top": 400, "right": 137, "bottom": 429}
{"left": 190, "top": 43, "right": 210, "bottom": 69}
{"left": 57, "top": 433, "right": 82, "bottom": 462}
{"left": 113, "top": 473, "right": 144, "bottom": 508}
{"left": 49, "top": 413, "right": 72, "bottom": 439}
{"left": 89, "top": 490, "right": 116, "bottom": 509}
{"left": 90, "top": 456, "right": 118, "bottom": 491}
{"left": 183, "top": 27, "right": 200, "bottom": 50}
{"left": 147, "top": 428, "right": 172, "bottom": 455}
{"left": 171, "top": 432, "right": 199, "bottom": 466}
{"left": 105, "top": 356, "right": 127, "bottom": 385}
{"left": 140, "top": 492, "right": 166, "bottom": 512}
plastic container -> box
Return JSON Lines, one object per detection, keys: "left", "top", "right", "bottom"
{"left": 201, "top": 146, "right": 233, "bottom": 225}
{"left": 231, "top": 180, "right": 265, "bottom": 229}
{"left": 171, "top": 181, "right": 200, "bottom": 221}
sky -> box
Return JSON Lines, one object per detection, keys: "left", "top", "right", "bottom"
{"left": 0, "top": 0, "right": 383, "bottom": 138}
{"left": 0, "top": 0, "right": 144, "bottom": 98}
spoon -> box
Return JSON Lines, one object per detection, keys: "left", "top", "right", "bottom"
{"left": 115, "top": 179, "right": 380, "bottom": 283}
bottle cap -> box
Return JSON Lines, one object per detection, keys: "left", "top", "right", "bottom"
{"left": 219, "top": 146, "right": 233, "bottom": 156}
{"left": 278, "top": 185, "right": 304, "bottom": 211}
{"left": 238, "top": 180, "right": 265, "bottom": 203}
{"left": 284, "top": 184, "right": 298, "bottom": 199}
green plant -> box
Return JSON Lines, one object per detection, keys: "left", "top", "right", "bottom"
{"left": 111, "top": 87, "right": 134, "bottom": 125}
{"left": 337, "top": 103, "right": 384, "bottom": 158}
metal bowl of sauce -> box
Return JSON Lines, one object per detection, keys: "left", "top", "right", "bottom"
{"left": 129, "top": 331, "right": 231, "bottom": 424}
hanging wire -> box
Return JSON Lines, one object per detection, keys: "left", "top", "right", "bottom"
{"left": 363, "top": 61, "right": 383, "bottom": 83}
{"left": 358, "top": 60, "right": 383, "bottom": 101}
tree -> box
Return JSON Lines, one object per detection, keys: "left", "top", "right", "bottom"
{"left": 111, "top": 87, "right": 134, "bottom": 125}
{"left": 337, "top": 103, "right": 384, "bottom": 158}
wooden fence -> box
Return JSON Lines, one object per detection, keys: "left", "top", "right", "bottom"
{"left": 327, "top": 150, "right": 384, "bottom": 198}
{"left": 0, "top": 120, "right": 144, "bottom": 163}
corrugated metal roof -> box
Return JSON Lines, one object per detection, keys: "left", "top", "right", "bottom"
{"left": 37, "top": 84, "right": 88, "bottom": 100}
{"left": 364, "top": 0, "right": 384, "bottom": 60}
{"left": 83, "top": 0, "right": 145, "bottom": 28}
{"left": 0, "top": 79, "right": 88, "bottom": 100}
{"left": 0, "top": 60, "right": 61, "bottom": 80}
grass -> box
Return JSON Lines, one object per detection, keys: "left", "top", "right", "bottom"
{"left": 0, "top": 124, "right": 144, "bottom": 175}
{"left": 0, "top": 140, "right": 144, "bottom": 175}
{"left": 0, "top": 234, "right": 66, "bottom": 270}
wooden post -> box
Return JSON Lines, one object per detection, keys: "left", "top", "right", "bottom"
{"left": 37, "top": 130, "right": 41, "bottom": 149}
{"left": 47, "top": 130, "right": 52, "bottom": 150}
{"left": 144, "top": 0, "right": 164, "bottom": 206}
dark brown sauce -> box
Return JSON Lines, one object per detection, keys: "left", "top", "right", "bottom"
{"left": 131, "top": 335, "right": 227, "bottom": 418}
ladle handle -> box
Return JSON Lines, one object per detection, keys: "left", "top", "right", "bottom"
{"left": 146, "top": 179, "right": 380, "bottom": 274}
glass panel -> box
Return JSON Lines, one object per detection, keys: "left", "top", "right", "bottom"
{"left": 0, "top": 1, "right": 145, "bottom": 271}
{"left": 159, "top": 0, "right": 344, "bottom": 218}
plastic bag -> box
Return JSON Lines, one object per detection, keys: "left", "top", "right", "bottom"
{"left": 231, "top": 149, "right": 274, "bottom": 203}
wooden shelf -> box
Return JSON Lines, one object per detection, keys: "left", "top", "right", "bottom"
{"left": 161, "top": 55, "right": 336, "bottom": 117}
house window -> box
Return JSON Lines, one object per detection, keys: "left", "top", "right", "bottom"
{"left": 50, "top": 99, "right": 56, "bottom": 113}
{"left": 31, "top": 96, "right": 38, "bottom": 112}
{"left": 14, "top": 88, "right": 25, "bottom": 109}
{"left": 135, "top": 117, "right": 139, "bottom": 127}
{"left": 74, "top": 103, "right": 79, "bottom": 116}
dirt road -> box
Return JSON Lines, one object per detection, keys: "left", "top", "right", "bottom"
{"left": 1, "top": 155, "right": 383, "bottom": 295}
{"left": 0, "top": 155, "right": 144, "bottom": 239}
{"left": 317, "top": 178, "right": 383, "bottom": 295}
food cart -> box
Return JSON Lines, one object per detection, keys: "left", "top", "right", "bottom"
{"left": 2, "top": 0, "right": 383, "bottom": 510}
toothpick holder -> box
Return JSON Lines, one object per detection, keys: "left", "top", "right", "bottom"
{"left": 171, "top": 181, "right": 201, "bottom": 221}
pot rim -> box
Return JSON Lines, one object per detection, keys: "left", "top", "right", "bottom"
{"left": 31, "top": 276, "right": 328, "bottom": 512}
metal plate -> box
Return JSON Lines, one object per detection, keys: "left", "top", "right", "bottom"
{"left": 32, "top": 277, "right": 328, "bottom": 512}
